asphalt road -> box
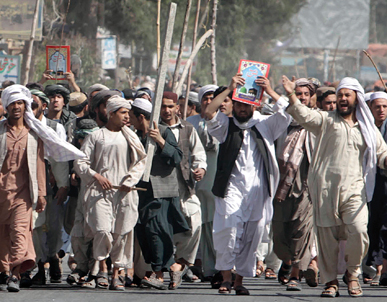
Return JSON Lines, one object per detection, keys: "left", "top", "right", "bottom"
{"left": 2, "top": 262, "right": 387, "bottom": 302}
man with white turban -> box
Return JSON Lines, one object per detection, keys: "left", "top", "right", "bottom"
{"left": 282, "top": 76, "right": 387, "bottom": 297}
{"left": 74, "top": 96, "right": 147, "bottom": 291}
{"left": 0, "top": 85, "right": 84, "bottom": 292}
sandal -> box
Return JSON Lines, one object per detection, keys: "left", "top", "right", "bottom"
{"left": 286, "top": 277, "right": 302, "bottom": 291}
{"left": 265, "top": 268, "right": 277, "bottom": 280}
{"left": 234, "top": 285, "right": 250, "bottom": 295}
{"left": 211, "top": 271, "right": 223, "bottom": 289}
{"left": 96, "top": 272, "right": 109, "bottom": 289}
{"left": 141, "top": 274, "right": 168, "bottom": 290}
{"left": 218, "top": 281, "right": 232, "bottom": 294}
{"left": 109, "top": 278, "right": 125, "bottom": 291}
{"left": 371, "top": 274, "right": 381, "bottom": 287}
{"left": 81, "top": 277, "right": 96, "bottom": 289}
{"left": 255, "top": 262, "right": 264, "bottom": 278}
{"left": 304, "top": 265, "right": 319, "bottom": 287}
{"left": 168, "top": 264, "right": 189, "bottom": 290}
{"left": 183, "top": 268, "right": 201, "bottom": 283}
{"left": 67, "top": 270, "right": 87, "bottom": 286}
{"left": 321, "top": 284, "right": 339, "bottom": 297}
{"left": 347, "top": 276, "right": 363, "bottom": 297}
{"left": 7, "top": 276, "right": 20, "bottom": 292}
{"left": 278, "top": 263, "right": 292, "bottom": 285}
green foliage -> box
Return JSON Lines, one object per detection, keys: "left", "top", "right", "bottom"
{"left": 194, "top": 0, "right": 307, "bottom": 86}
{"left": 35, "top": 0, "right": 306, "bottom": 89}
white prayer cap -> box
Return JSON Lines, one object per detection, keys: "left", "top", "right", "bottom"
{"left": 132, "top": 98, "right": 152, "bottom": 114}
{"left": 2, "top": 84, "right": 33, "bottom": 108}
{"left": 364, "top": 92, "right": 373, "bottom": 102}
{"left": 198, "top": 85, "right": 218, "bottom": 103}
{"left": 106, "top": 95, "right": 132, "bottom": 115}
{"left": 188, "top": 91, "right": 199, "bottom": 104}
{"left": 370, "top": 91, "right": 387, "bottom": 102}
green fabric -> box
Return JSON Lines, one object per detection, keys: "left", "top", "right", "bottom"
{"left": 30, "top": 89, "right": 50, "bottom": 105}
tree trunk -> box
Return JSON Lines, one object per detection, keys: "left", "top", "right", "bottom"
{"left": 210, "top": 0, "right": 218, "bottom": 85}
{"left": 184, "top": 0, "right": 201, "bottom": 120}
{"left": 23, "top": 0, "right": 39, "bottom": 85}
{"left": 157, "top": 0, "right": 161, "bottom": 67}
{"left": 172, "top": 0, "right": 192, "bottom": 92}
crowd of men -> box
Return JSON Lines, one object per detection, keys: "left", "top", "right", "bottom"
{"left": 0, "top": 66, "right": 387, "bottom": 299}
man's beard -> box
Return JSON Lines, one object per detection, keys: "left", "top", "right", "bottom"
{"left": 98, "top": 110, "right": 108, "bottom": 124}
{"left": 34, "top": 108, "right": 43, "bottom": 119}
{"left": 233, "top": 109, "right": 253, "bottom": 123}
{"left": 337, "top": 104, "right": 356, "bottom": 117}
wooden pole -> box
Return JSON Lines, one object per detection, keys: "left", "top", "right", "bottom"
{"left": 210, "top": 0, "right": 218, "bottom": 85}
{"left": 157, "top": 0, "right": 161, "bottom": 67}
{"left": 23, "top": 0, "right": 39, "bottom": 85}
{"left": 172, "top": 0, "right": 192, "bottom": 91}
{"left": 175, "top": 29, "right": 213, "bottom": 96}
{"left": 363, "top": 50, "right": 387, "bottom": 90}
{"left": 328, "top": 36, "right": 341, "bottom": 82}
{"left": 143, "top": 2, "right": 177, "bottom": 182}
{"left": 184, "top": 0, "right": 201, "bottom": 120}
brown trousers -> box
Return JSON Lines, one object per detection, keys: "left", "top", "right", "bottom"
{"left": 0, "top": 199, "right": 35, "bottom": 273}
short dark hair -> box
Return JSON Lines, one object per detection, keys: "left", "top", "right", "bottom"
{"left": 132, "top": 106, "right": 151, "bottom": 120}
{"left": 26, "top": 82, "right": 44, "bottom": 91}
{"left": 214, "top": 86, "right": 233, "bottom": 99}
{"left": 69, "top": 100, "right": 88, "bottom": 114}
{"left": 318, "top": 90, "right": 336, "bottom": 103}
{"left": 188, "top": 100, "right": 201, "bottom": 113}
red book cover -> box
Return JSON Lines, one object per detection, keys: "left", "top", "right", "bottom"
{"left": 46, "top": 45, "right": 71, "bottom": 81}
{"left": 232, "top": 59, "right": 270, "bottom": 106}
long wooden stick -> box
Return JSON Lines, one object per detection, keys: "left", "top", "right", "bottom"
{"left": 172, "top": 0, "right": 192, "bottom": 91}
{"left": 23, "top": 0, "right": 40, "bottom": 85}
{"left": 184, "top": 0, "right": 201, "bottom": 120}
{"left": 55, "top": 0, "right": 71, "bottom": 83}
{"left": 157, "top": 0, "right": 161, "bottom": 67}
{"left": 143, "top": 2, "right": 177, "bottom": 182}
{"left": 175, "top": 29, "right": 213, "bottom": 96}
{"left": 328, "top": 36, "right": 340, "bottom": 82}
{"left": 112, "top": 186, "right": 147, "bottom": 191}
{"left": 210, "top": 0, "right": 218, "bottom": 85}
{"left": 363, "top": 50, "right": 387, "bottom": 90}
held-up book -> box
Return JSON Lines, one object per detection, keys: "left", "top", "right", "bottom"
{"left": 232, "top": 59, "right": 270, "bottom": 106}
{"left": 46, "top": 46, "right": 71, "bottom": 81}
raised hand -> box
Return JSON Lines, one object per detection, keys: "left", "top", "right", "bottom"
{"left": 255, "top": 76, "right": 274, "bottom": 94}
{"left": 228, "top": 73, "right": 245, "bottom": 91}
{"left": 282, "top": 75, "right": 296, "bottom": 95}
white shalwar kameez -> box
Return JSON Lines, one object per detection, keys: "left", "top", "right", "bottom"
{"left": 207, "top": 98, "right": 291, "bottom": 277}
{"left": 75, "top": 127, "right": 146, "bottom": 268}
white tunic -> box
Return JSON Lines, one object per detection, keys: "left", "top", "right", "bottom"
{"left": 206, "top": 97, "right": 292, "bottom": 223}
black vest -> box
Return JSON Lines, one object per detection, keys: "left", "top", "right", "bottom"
{"left": 212, "top": 118, "right": 271, "bottom": 198}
